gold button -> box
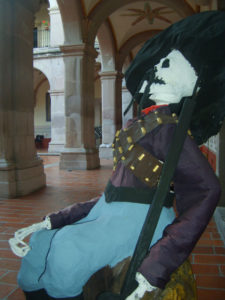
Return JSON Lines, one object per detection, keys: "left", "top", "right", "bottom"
{"left": 115, "top": 130, "right": 120, "bottom": 137}
{"left": 118, "top": 147, "right": 123, "bottom": 153}
{"left": 172, "top": 113, "right": 177, "bottom": 117}
{"left": 141, "top": 127, "right": 146, "bottom": 135}
{"left": 127, "top": 136, "right": 132, "bottom": 143}
{"left": 113, "top": 157, "right": 117, "bottom": 163}
{"left": 130, "top": 165, "right": 135, "bottom": 170}
{"left": 128, "top": 144, "right": 134, "bottom": 151}
{"left": 145, "top": 177, "right": 150, "bottom": 182}
{"left": 157, "top": 117, "right": 162, "bottom": 124}
{"left": 138, "top": 153, "right": 145, "bottom": 161}
{"left": 153, "top": 165, "right": 159, "bottom": 172}
{"left": 121, "top": 156, "right": 126, "bottom": 160}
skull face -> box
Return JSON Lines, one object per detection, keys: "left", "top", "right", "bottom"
{"left": 139, "top": 49, "right": 198, "bottom": 105}
{"left": 150, "top": 49, "right": 198, "bottom": 104}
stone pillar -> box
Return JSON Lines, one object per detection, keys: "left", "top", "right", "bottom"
{"left": 99, "top": 71, "right": 123, "bottom": 159}
{"left": 122, "top": 84, "right": 133, "bottom": 126}
{"left": 48, "top": 89, "right": 65, "bottom": 152}
{"left": 48, "top": 0, "right": 64, "bottom": 47}
{"left": 99, "top": 71, "right": 122, "bottom": 158}
{"left": 59, "top": 44, "right": 100, "bottom": 170}
{"left": 99, "top": 71, "right": 120, "bottom": 159}
{"left": 0, "top": 0, "right": 46, "bottom": 198}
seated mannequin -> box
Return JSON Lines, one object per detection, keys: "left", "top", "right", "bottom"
{"left": 9, "top": 49, "right": 221, "bottom": 300}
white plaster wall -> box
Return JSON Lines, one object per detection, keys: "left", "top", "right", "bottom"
{"left": 204, "top": 133, "right": 220, "bottom": 176}
{"left": 33, "top": 56, "right": 64, "bottom": 91}
{"left": 34, "top": 80, "right": 51, "bottom": 138}
{"left": 94, "top": 77, "right": 102, "bottom": 127}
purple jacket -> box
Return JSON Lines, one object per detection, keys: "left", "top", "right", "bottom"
{"left": 47, "top": 106, "right": 221, "bottom": 289}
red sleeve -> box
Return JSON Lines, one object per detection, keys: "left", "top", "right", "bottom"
{"left": 138, "top": 124, "right": 221, "bottom": 288}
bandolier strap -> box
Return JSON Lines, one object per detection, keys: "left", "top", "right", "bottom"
{"left": 112, "top": 111, "right": 178, "bottom": 189}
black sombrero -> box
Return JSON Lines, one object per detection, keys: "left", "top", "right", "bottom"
{"left": 125, "top": 11, "right": 225, "bottom": 144}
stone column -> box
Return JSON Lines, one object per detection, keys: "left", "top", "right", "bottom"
{"left": 59, "top": 44, "right": 100, "bottom": 169}
{"left": 122, "top": 83, "right": 133, "bottom": 126}
{"left": 0, "top": 0, "right": 46, "bottom": 198}
{"left": 48, "top": 89, "right": 65, "bottom": 152}
{"left": 99, "top": 71, "right": 119, "bottom": 159}
{"left": 48, "top": 0, "right": 64, "bottom": 47}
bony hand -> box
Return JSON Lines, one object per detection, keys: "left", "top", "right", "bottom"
{"left": 125, "top": 272, "right": 156, "bottom": 300}
{"left": 8, "top": 217, "right": 51, "bottom": 258}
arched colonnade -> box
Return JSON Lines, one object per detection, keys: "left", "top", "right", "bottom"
{"left": 1, "top": 0, "right": 214, "bottom": 198}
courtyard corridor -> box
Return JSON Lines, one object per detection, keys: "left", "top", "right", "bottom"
{"left": 0, "top": 156, "right": 224, "bottom": 300}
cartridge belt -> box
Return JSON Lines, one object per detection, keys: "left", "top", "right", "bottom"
{"left": 112, "top": 111, "right": 177, "bottom": 189}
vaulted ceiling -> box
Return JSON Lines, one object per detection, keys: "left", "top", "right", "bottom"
{"left": 53, "top": 0, "right": 215, "bottom": 71}
{"left": 79, "top": 0, "right": 215, "bottom": 67}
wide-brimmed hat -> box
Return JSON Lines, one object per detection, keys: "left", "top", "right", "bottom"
{"left": 125, "top": 11, "right": 225, "bottom": 144}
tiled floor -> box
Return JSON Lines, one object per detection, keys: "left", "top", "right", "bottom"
{"left": 0, "top": 155, "right": 225, "bottom": 300}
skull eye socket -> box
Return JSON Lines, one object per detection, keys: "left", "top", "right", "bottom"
{"left": 162, "top": 58, "right": 170, "bottom": 68}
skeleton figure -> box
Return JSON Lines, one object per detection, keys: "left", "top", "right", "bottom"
{"left": 9, "top": 49, "right": 220, "bottom": 299}
{"left": 9, "top": 10, "right": 225, "bottom": 300}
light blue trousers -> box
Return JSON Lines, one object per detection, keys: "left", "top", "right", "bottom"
{"left": 18, "top": 194, "right": 175, "bottom": 298}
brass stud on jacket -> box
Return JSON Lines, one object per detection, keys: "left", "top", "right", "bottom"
{"left": 141, "top": 127, "right": 146, "bottom": 135}
{"left": 127, "top": 136, "right": 132, "bottom": 143}
{"left": 138, "top": 153, "right": 145, "bottom": 161}
{"left": 128, "top": 144, "right": 134, "bottom": 151}
{"left": 157, "top": 117, "right": 163, "bottom": 124}
{"left": 153, "top": 165, "right": 159, "bottom": 172}
{"left": 115, "top": 130, "right": 120, "bottom": 137}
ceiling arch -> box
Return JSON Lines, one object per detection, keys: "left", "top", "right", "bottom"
{"left": 57, "top": 0, "right": 84, "bottom": 44}
{"left": 116, "top": 29, "right": 162, "bottom": 71}
{"left": 86, "top": 0, "right": 194, "bottom": 44}
{"left": 97, "top": 20, "right": 116, "bottom": 72}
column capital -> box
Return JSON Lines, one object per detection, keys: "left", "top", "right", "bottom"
{"left": 48, "top": 6, "right": 60, "bottom": 15}
{"left": 48, "top": 89, "right": 64, "bottom": 96}
{"left": 60, "top": 44, "right": 98, "bottom": 59}
{"left": 99, "top": 71, "right": 124, "bottom": 80}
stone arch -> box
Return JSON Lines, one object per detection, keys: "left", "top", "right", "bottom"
{"left": 86, "top": 0, "right": 194, "bottom": 45}
{"left": 33, "top": 68, "right": 52, "bottom": 141}
{"left": 33, "top": 70, "right": 48, "bottom": 104}
{"left": 97, "top": 20, "right": 116, "bottom": 72}
{"left": 116, "top": 30, "right": 162, "bottom": 72}
{"left": 33, "top": 57, "right": 64, "bottom": 91}
{"left": 56, "top": 0, "right": 84, "bottom": 44}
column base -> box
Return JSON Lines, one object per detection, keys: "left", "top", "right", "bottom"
{"left": 48, "top": 142, "right": 65, "bottom": 153}
{"left": 99, "top": 144, "right": 113, "bottom": 159}
{"left": 0, "top": 163, "right": 46, "bottom": 198}
{"left": 59, "top": 148, "right": 100, "bottom": 170}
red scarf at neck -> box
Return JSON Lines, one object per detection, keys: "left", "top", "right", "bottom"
{"left": 142, "top": 104, "right": 168, "bottom": 115}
